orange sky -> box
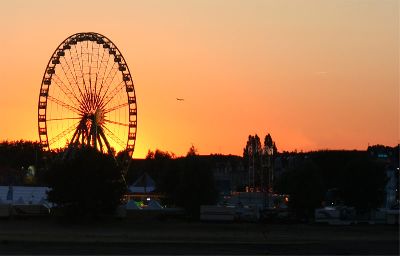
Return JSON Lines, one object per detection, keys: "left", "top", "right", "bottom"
{"left": 0, "top": 0, "right": 398, "bottom": 158}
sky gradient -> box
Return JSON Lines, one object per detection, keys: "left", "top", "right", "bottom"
{"left": 0, "top": 0, "right": 398, "bottom": 158}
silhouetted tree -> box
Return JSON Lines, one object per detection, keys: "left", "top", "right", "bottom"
{"left": 146, "top": 149, "right": 175, "bottom": 160}
{"left": 275, "top": 150, "right": 389, "bottom": 219}
{"left": 263, "top": 134, "right": 277, "bottom": 156}
{"left": 144, "top": 149, "right": 176, "bottom": 195}
{"left": 145, "top": 150, "right": 155, "bottom": 159}
{"left": 156, "top": 146, "right": 217, "bottom": 217}
{"left": 309, "top": 150, "right": 366, "bottom": 191}
{"left": 46, "top": 148, "right": 125, "bottom": 219}
{"left": 275, "top": 159, "right": 325, "bottom": 220}
{"left": 340, "top": 156, "right": 386, "bottom": 212}
{"left": 186, "top": 145, "right": 199, "bottom": 157}
{"left": 243, "top": 135, "right": 262, "bottom": 163}
{"left": 308, "top": 150, "right": 387, "bottom": 212}
{"left": 174, "top": 155, "right": 217, "bottom": 217}
{"left": 243, "top": 135, "right": 262, "bottom": 189}
{"left": 0, "top": 140, "right": 45, "bottom": 185}
{"left": 263, "top": 133, "right": 277, "bottom": 192}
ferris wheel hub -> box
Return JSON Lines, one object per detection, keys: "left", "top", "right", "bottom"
{"left": 94, "top": 109, "right": 105, "bottom": 125}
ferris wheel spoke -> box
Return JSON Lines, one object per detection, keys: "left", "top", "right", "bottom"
{"left": 47, "top": 117, "right": 82, "bottom": 121}
{"left": 58, "top": 56, "right": 86, "bottom": 107}
{"left": 96, "top": 62, "right": 118, "bottom": 103}
{"left": 62, "top": 50, "right": 89, "bottom": 110}
{"left": 99, "top": 80, "right": 125, "bottom": 108}
{"left": 89, "top": 41, "right": 101, "bottom": 96}
{"left": 102, "top": 125, "right": 126, "bottom": 149}
{"left": 48, "top": 120, "right": 80, "bottom": 145}
{"left": 81, "top": 41, "right": 93, "bottom": 97}
{"left": 96, "top": 46, "right": 120, "bottom": 98}
{"left": 52, "top": 74, "right": 84, "bottom": 107}
{"left": 88, "top": 41, "right": 93, "bottom": 94}
{"left": 70, "top": 44, "right": 90, "bottom": 101}
{"left": 93, "top": 41, "right": 106, "bottom": 103}
{"left": 94, "top": 48, "right": 111, "bottom": 107}
{"left": 80, "top": 42, "right": 91, "bottom": 96}
{"left": 48, "top": 96, "right": 82, "bottom": 115}
{"left": 88, "top": 41, "right": 99, "bottom": 99}
{"left": 104, "top": 119, "right": 128, "bottom": 127}
{"left": 104, "top": 102, "right": 128, "bottom": 113}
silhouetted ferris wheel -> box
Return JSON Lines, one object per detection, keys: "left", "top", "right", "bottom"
{"left": 38, "top": 32, "right": 137, "bottom": 161}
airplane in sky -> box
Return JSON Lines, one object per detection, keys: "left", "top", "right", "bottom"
{"left": 176, "top": 98, "right": 184, "bottom": 101}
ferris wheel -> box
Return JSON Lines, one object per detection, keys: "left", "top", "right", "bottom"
{"left": 38, "top": 32, "right": 137, "bottom": 161}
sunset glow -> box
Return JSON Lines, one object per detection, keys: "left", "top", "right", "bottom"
{"left": 0, "top": 0, "right": 398, "bottom": 158}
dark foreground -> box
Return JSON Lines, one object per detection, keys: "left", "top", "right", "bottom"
{"left": 0, "top": 218, "right": 398, "bottom": 255}
{"left": 0, "top": 240, "right": 398, "bottom": 255}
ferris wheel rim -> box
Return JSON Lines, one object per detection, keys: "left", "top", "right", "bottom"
{"left": 37, "top": 32, "right": 137, "bottom": 159}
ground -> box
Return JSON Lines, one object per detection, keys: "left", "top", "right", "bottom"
{"left": 0, "top": 218, "right": 398, "bottom": 255}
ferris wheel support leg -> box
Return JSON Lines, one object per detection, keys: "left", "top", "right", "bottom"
{"left": 97, "top": 133, "right": 104, "bottom": 153}
{"left": 98, "top": 127, "right": 113, "bottom": 156}
{"left": 63, "top": 127, "right": 80, "bottom": 160}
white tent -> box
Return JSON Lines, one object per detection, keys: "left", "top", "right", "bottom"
{"left": 0, "top": 186, "right": 49, "bottom": 205}
{"left": 128, "top": 173, "right": 156, "bottom": 193}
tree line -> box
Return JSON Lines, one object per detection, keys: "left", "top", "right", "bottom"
{"left": 0, "top": 139, "right": 396, "bottom": 220}
{"left": 273, "top": 148, "right": 398, "bottom": 220}
{"left": 0, "top": 141, "right": 218, "bottom": 218}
